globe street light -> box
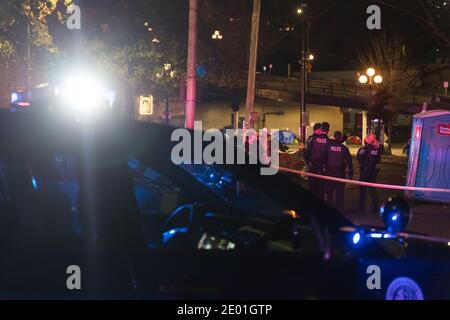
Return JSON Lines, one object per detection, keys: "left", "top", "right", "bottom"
{"left": 212, "top": 30, "right": 223, "bottom": 40}
{"left": 373, "top": 75, "right": 383, "bottom": 84}
{"left": 358, "top": 67, "right": 383, "bottom": 138}
{"left": 359, "top": 67, "right": 382, "bottom": 85}
{"left": 359, "top": 75, "right": 369, "bottom": 84}
{"left": 367, "top": 67, "right": 376, "bottom": 77}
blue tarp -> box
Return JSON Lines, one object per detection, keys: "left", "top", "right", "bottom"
{"left": 277, "top": 130, "right": 297, "bottom": 145}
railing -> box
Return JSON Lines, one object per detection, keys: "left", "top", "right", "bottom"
{"left": 256, "top": 75, "right": 428, "bottom": 104}
{"left": 256, "top": 75, "right": 369, "bottom": 99}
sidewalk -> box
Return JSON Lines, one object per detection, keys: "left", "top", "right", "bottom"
{"left": 345, "top": 202, "right": 450, "bottom": 240}
{"left": 342, "top": 160, "right": 450, "bottom": 240}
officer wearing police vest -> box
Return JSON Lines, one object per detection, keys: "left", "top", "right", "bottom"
{"left": 324, "top": 131, "right": 353, "bottom": 210}
{"left": 357, "top": 133, "right": 381, "bottom": 213}
{"left": 306, "top": 123, "right": 322, "bottom": 146}
{"left": 305, "top": 122, "right": 330, "bottom": 199}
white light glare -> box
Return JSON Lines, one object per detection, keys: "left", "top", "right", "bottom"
{"left": 61, "top": 74, "right": 104, "bottom": 113}
{"left": 353, "top": 232, "right": 361, "bottom": 245}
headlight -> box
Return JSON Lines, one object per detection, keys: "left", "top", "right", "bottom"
{"left": 59, "top": 73, "right": 109, "bottom": 114}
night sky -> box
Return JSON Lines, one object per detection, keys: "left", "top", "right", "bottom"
{"left": 42, "top": 0, "right": 448, "bottom": 80}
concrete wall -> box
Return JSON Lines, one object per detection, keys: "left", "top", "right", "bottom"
{"left": 195, "top": 99, "right": 343, "bottom": 137}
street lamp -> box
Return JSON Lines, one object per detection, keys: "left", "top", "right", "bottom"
{"left": 358, "top": 75, "right": 368, "bottom": 84}
{"left": 212, "top": 30, "right": 223, "bottom": 40}
{"left": 298, "top": 3, "right": 309, "bottom": 144}
{"left": 367, "top": 67, "right": 376, "bottom": 77}
{"left": 359, "top": 67, "right": 382, "bottom": 85}
{"left": 373, "top": 75, "right": 383, "bottom": 84}
{"left": 358, "top": 67, "right": 383, "bottom": 138}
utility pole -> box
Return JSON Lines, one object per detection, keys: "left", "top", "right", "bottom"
{"left": 185, "top": 0, "right": 198, "bottom": 130}
{"left": 27, "top": 22, "right": 32, "bottom": 95}
{"left": 245, "top": 0, "right": 261, "bottom": 129}
{"left": 299, "top": 4, "right": 308, "bottom": 144}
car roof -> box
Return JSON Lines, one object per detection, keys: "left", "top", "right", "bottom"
{"left": 0, "top": 112, "right": 353, "bottom": 230}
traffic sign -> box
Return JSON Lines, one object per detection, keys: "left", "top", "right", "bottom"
{"left": 139, "top": 95, "right": 153, "bottom": 115}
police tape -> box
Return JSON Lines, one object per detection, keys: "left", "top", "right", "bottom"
{"left": 274, "top": 166, "right": 450, "bottom": 194}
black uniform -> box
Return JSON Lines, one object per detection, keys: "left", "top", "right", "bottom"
{"left": 305, "top": 134, "right": 329, "bottom": 198}
{"left": 325, "top": 139, "right": 353, "bottom": 210}
{"left": 357, "top": 143, "right": 381, "bottom": 213}
{"left": 304, "top": 134, "right": 317, "bottom": 164}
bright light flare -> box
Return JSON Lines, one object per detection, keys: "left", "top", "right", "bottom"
{"left": 373, "top": 75, "right": 383, "bottom": 84}
{"left": 367, "top": 68, "right": 376, "bottom": 77}
{"left": 60, "top": 74, "right": 105, "bottom": 114}
{"left": 212, "top": 30, "right": 223, "bottom": 40}
{"left": 359, "top": 75, "right": 369, "bottom": 84}
{"left": 352, "top": 232, "right": 361, "bottom": 245}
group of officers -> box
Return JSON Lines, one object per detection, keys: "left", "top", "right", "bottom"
{"left": 304, "top": 122, "right": 381, "bottom": 213}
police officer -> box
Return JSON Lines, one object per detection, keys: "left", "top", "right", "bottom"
{"left": 306, "top": 123, "right": 322, "bottom": 146}
{"left": 305, "top": 123, "right": 322, "bottom": 164}
{"left": 305, "top": 122, "right": 330, "bottom": 199}
{"left": 325, "top": 131, "right": 353, "bottom": 210}
{"left": 357, "top": 133, "right": 381, "bottom": 213}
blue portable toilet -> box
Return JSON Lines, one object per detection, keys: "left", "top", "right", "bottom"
{"left": 405, "top": 110, "right": 450, "bottom": 203}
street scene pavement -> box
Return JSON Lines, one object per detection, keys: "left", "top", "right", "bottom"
{"left": 288, "top": 144, "right": 450, "bottom": 240}
{"left": 2, "top": 0, "right": 450, "bottom": 302}
{"left": 343, "top": 154, "right": 450, "bottom": 240}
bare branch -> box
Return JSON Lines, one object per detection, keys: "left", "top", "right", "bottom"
{"left": 374, "top": 0, "right": 428, "bottom": 25}
{"left": 311, "top": 0, "right": 341, "bottom": 23}
{"left": 375, "top": 0, "right": 450, "bottom": 47}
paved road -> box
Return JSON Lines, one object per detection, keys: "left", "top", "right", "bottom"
{"left": 342, "top": 156, "right": 450, "bottom": 240}
{"left": 291, "top": 152, "right": 450, "bottom": 240}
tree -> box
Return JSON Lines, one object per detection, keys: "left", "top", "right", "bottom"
{"left": 196, "top": 0, "right": 251, "bottom": 89}
{"left": 375, "top": 0, "right": 450, "bottom": 48}
{"left": 0, "top": 0, "right": 68, "bottom": 108}
{"left": 359, "top": 33, "right": 413, "bottom": 151}
{"left": 68, "top": 1, "right": 185, "bottom": 97}
{"left": 0, "top": 0, "right": 66, "bottom": 59}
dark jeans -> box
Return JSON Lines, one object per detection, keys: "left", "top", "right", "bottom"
{"left": 326, "top": 181, "right": 345, "bottom": 210}
{"left": 359, "top": 175, "right": 379, "bottom": 213}
{"left": 308, "top": 164, "right": 324, "bottom": 200}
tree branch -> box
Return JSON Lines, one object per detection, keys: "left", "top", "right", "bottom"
{"left": 375, "top": 0, "right": 450, "bottom": 47}
{"left": 374, "top": 0, "right": 428, "bottom": 25}
{"left": 311, "top": 0, "right": 341, "bottom": 23}
{"left": 417, "top": 0, "right": 450, "bottom": 47}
